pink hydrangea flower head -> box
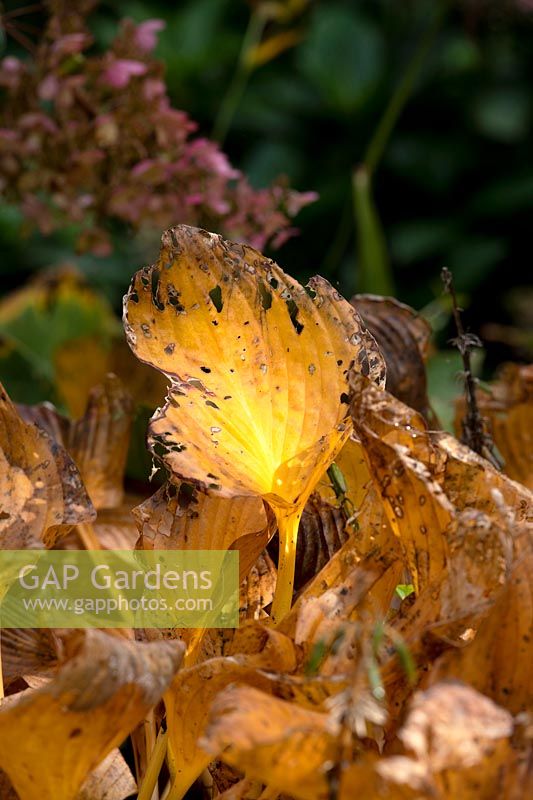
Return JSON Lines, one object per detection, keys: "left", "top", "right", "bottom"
{"left": 134, "top": 19, "right": 165, "bottom": 53}
{"left": 103, "top": 59, "right": 147, "bottom": 89}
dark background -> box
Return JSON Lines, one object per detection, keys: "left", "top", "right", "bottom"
{"left": 1, "top": 0, "right": 532, "bottom": 428}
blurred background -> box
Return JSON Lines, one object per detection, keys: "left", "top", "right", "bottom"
{"left": 1, "top": 0, "right": 532, "bottom": 436}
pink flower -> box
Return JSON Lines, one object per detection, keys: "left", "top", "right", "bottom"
{"left": 39, "top": 74, "right": 59, "bottom": 101}
{"left": 52, "top": 33, "right": 91, "bottom": 57}
{"left": 134, "top": 19, "right": 165, "bottom": 53}
{"left": 102, "top": 59, "right": 147, "bottom": 89}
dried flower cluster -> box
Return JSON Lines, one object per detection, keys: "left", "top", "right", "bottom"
{"left": 0, "top": 1, "right": 315, "bottom": 256}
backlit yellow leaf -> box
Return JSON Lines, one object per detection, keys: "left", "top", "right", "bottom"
{"left": 124, "top": 225, "right": 385, "bottom": 622}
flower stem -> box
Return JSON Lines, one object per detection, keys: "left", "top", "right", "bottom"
{"left": 270, "top": 507, "right": 303, "bottom": 625}
{"left": 212, "top": 9, "right": 266, "bottom": 145}
{"left": 137, "top": 728, "right": 168, "bottom": 800}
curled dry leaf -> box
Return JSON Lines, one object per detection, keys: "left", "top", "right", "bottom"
{"left": 375, "top": 682, "right": 528, "bottom": 799}
{"left": 429, "top": 545, "right": 533, "bottom": 715}
{"left": 455, "top": 363, "right": 533, "bottom": 488}
{"left": 165, "top": 629, "right": 298, "bottom": 797}
{"left": 62, "top": 375, "right": 134, "bottom": 510}
{"left": 279, "top": 486, "right": 401, "bottom": 646}
{"left": 350, "top": 378, "right": 454, "bottom": 594}
{"left": 20, "top": 375, "right": 135, "bottom": 510}
{"left": 201, "top": 685, "right": 337, "bottom": 800}
{"left": 0, "top": 630, "right": 184, "bottom": 800}
{"left": 352, "top": 294, "right": 433, "bottom": 418}
{"left": 0, "top": 383, "right": 94, "bottom": 548}
{"left": 76, "top": 749, "right": 137, "bottom": 800}
{"left": 1, "top": 628, "right": 60, "bottom": 686}
{"left": 124, "top": 224, "right": 385, "bottom": 622}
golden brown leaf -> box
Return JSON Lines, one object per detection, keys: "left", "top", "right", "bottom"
{"left": 429, "top": 544, "right": 533, "bottom": 715}
{"left": 0, "top": 383, "right": 94, "bottom": 548}
{"left": 165, "top": 633, "right": 298, "bottom": 797}
{"left": 133, "top": 481, "right": 269, "bottom": 583}
{"left": 375, "top": 683, "right": 528, "bottom": 799}
{"left": 0, "top": 630, "right": 184, "bottom": 800}
{"left": 201, "top": 685, "right": 337, "bottom": 800}
{"left": 124, "top": 224, "right": 385, "bottom": 622}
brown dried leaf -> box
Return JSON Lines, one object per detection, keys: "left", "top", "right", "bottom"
{"left": 165, "top": 632, "right": 298, "bottom": 797}
{"left": 77, "top": 749, "right": 136, "bottom": 800}
{"left": 352, "top": 294, "right": 433, "bottom": 418}
{"left": 0, "top": 383, "right": 94, "bottom": 548}
{"left": 19, "top": 375, "right": 134, "bottom": 510}
{"left": 0, "top": 630, "right": 184, "bottom": 800}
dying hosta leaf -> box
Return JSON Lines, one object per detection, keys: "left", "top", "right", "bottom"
{"left": 455, "top": 363, "right": 533, "bottom": 488}
{"left": 62, "top": 375, "right": 134, "bottom": 509}
{"left": 279, "top": 502, "right": 402, "bottom": 648}
{"left": 355, "top": 429, "right": 454, "bottom": 594}
{"left": 435, "top": 431, "right": 532, "bottom": 522}
{"left": 124, "top": 224, "right": 385, "bottom": 621}
{"left": 133, "top": 481, "right": 269, "bottom": 581}
{"left": 134, "top": 482, "right": 272, "bottom": 663}
{"left": 429, "top": 546, "right": 533, "bottom": 715}
{"left": 239, "top": 551, "right": 277, "bottom": 619}
{"left": 20, "top": 375, "right": 134, "bottom": 510}
{"left": 165, "top": 630, "right": 298, "bottom": 796}
{"left": 0, "top": 384, "right": 94, "bottom": 548}
{"left": 0, "top": 630, "right": 184, "bottom": 800}
{"left": 352, "top": 294, "right": 433, "bottom": 418}
{"left": 375, "top": 682, "right": 528, "bottom": 799}
{"left": 77, "top": 749, "right": 137, "bottom": 800}
{"left": 1, "top": 628, "right": 60, "bottom": 685}
{"left": 202, "top": 685, "right": 337, "bottom": 800}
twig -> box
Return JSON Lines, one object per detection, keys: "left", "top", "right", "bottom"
{"left": 441, "top": 267, "right": 501, "bottom": 467}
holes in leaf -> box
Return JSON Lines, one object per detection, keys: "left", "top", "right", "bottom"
{"left": 201, "top": 366, "right": 211, "bottom": 374}
{"left": 286, "top": 298, "right": 304, "bottom": 334}
{"left": 150, "top": 269, "right": 165, "bottom": 312}
{"left": 178, "top": 482, "right": 196, "bottom": 509}
{"left": 258, "top": 280, "right": 273, "bottom": 310}
{"left": 305, "top": 285, "right": 317, "bottom": 300}
{"left": 209, "top": 285, "right": 224, "bottom": 312}
{"left": 167, "top": 283, "right": 185, "bottom": 312}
